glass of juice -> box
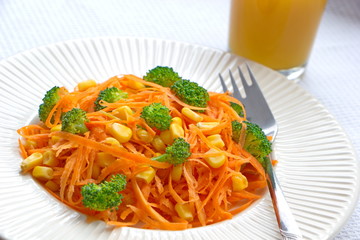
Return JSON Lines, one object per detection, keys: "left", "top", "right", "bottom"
{"left": 229, "top": 0, "right": 327, "bottom": 80}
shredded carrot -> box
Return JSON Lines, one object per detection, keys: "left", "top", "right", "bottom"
{"left": 18, "top": 139, "right": 28, "bottom": 159}
{"left": 17, "top": 72, "right": 268, "bottom": 230}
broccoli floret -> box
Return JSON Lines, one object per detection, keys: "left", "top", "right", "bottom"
{"left": 94, "top": 87, "right": 128, "bottom": 111}
{"left": 38, "top": 86, "right": 61, "bottom": 122}
{"left": 170, "top": 79, "right": 210, "bottom": 110}
{"left": 231, "top": 121, "right": 272, "bottom": 167}
{"left": 230, "top": 102, "right": 244, "bottom": 117}
{"left": 152, "top": 138, "right": 191, "bottom": 165}
{"left": 81, "top": 174, "right": 127, "bottom": 211}
{"left": 143, "top": 66, "right": 182, "bottom": 87}
{"left": 243, "top": 121, "right": 272, "bottom": 167}
{"left": 140, "top": 103, "right": 172, "bottom": 131}
{"left": 61, "top": 108, "right": 89, "bottom": 134}
{"left": 231, "top": 120, "right": 243, "bottom": 143}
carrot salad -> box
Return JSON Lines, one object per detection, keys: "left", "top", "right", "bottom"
{"left": 17, "top": 72, "right": 267, "bottom": 230}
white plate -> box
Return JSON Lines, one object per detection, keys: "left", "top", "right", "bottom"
{"left": 0, "top": 37, "right": 358, "bottom": 240}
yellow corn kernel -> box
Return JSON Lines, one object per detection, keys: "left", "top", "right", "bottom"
{"left": 32, "top": 166, "right": 54, "bottom": 181}
{"left": 136, "top": 167, "right": 156, "bottom": 184}
{"left": 160, "top": 130, "right": 173, "bottom": 145}
{"left": 77, "top": 79, "right": 97, "bottom": 91}
{"left": 24, "top": 140, "right": 37, "bottom": 148}
{"left": 153, "top": 152, "right": 162, "bottom": 157}
{"left": 92, "top": 164, "right": 101, "bottom": 179}
{"left": 123, "top": 79, "right": 146, "bottom": 90}
{"left": 21, "top": 152, "right": 43, "bottom": 172}
{"left": 136, "top": 129, "right": 153, "bottom": 143}
{"left": 207, "top": 134, "right": 225, "bottom": 148}
{"left": 181, "top": 107, "right": 203, "bottom": 122}
{"left": 175, "top": 203, "right": 193, "bottom": 222}
{"left": 112, "top": 106, "right": 133, "bottom": 120}
{"left": 96, "top": 152, "right": 116, "bottom": 168}
{"left": 204, "top": 148, "right": 226, "bottom": 168}
{"left": 50, "top": 124, "right": 62, "bottom": 132}
{"left": 171, "top": 117, "right": 183, "bottom": 126}
{"left": 45, "top": 180, "right": 60, "bottom": 192}
{"left": 102, "top": 137, "right": 127, "bottom": 151}
{"left": 196, "top": 122, "right": 221, "bottom": 134}
{"left": 50, "top": 135, "right": 61, "bottom": 144}
{"left": 197, "top": 122, "right": 219, "bottom": 129}
{"left": 43, "top": 150, "right": 59, "bottom": 167}
{"left": 171, "top": 164, "right": 183, "bottom": 181}
{"left": 108, "top": 123, "right": 133, "bottom": 143}
{"left": 232, "top": 173, "right": 249, "bottom": 192}
{"left": 103, "top": 137, "right": 121, "bottom": 147}
{"left": 152, "top": 136, "right": 166, "bottom": 152}
{"left": 170, "top": 123, "right": 184, "bottom": 140}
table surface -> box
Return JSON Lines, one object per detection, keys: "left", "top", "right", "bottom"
{"left": 0, "top": 0, "right": 359, "bottom": 239}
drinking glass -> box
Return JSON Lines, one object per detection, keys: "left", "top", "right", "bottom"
{"left": 229, "top": 0, "right": 327, "bottom": 80}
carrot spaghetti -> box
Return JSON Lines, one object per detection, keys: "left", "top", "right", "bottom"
{"left": 17, "top": 72, "right": 267, "bottom": 230}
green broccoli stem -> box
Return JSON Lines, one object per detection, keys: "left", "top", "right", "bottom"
{"left": 261, "top": 156, "right": 271, "bottom": 171}
{"left": 152, "top": 154, "right": 169, "bottom": 162}
{"left": 75, "top": 123, "right": 89, "bottom": 134}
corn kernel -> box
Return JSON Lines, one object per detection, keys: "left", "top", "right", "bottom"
{"left": 152, "top": 136, "right": 166, "bottom": 152}
{"left": 181, "top": 107, "right": 203, "bottom": 122}
{"left": 197, "top": 122, "right": 219, "bottom": 129}
{"left": 136, "top": 129, "right": 153, "bottom": 143}
{"left": 204, "top": 148, "right": 226, "bottom": 168}
{"left": 171, "top": 164, "right": 183, "bottom": 181}
{"left": 112, "top": 106, "right": 133, "bottom": 120}
{"left": 50, "top": 135, "right": 61, "bottom": 144}
{"left": 21, "top": 152, "right": 43, "bottom": 172}
{"left": 43, "top": 150, "right": 59, "bottom": 167}
{"left": 123, "top": 79, "right": 146, "bottom": 90}
{"left": 153, "top": 152, "right": 162, "bottom": 157}
{"left": 96, "top": 152, "right": 116, "bottom": 167}
{"left": 136, "top": 167, "right": 156, "bottom": 184}
{"left": 50, "top": 124, "right": 62, "bottom": 132}
{"left": 171, "top": 117, "right": 183, "bottom": 126}
{"left": 102, "top": 137, "right": 127, "bottom": 151}
{"left": 170, "top": 123, "right": 184, "bottom": 139}
{"left": 160, "top": 130, "right": 173, "bottom": 145}
{"left": 175, "top": 203, "right": 193, "bottom": 222}
{"left": 108, "top": 123, "right": 133, "bottom": 143}
{"left": 103, "top": 137, "right": 121, "bottom": 146}
{"left": 92, "top": 164, "right": 101, "bottom": 179}
{"left": 196, "top": 122, "right": 221, "bottom": 134}
{"left": 232, "top": 173, "right": 248, "bottom": 192}
{"left": 32, "top": 166, "right": 54, "bottom": 181}
{"left": 207, "top": 134, "right": 225, "bottom": 148}
{"left": 45, "top": 180, "right": 60, "bottom": 192}
{"left": 24, "top": 140, "right": 37, "bottom": 148}
{"left": 77, "top": 79, "right": 97, "bottom": 91}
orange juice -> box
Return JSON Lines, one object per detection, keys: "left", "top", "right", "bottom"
{"left": 229, "top": 0, "right": 327, "bottom": 70}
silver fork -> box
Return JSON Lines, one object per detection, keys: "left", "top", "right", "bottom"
{"left": 219, "top": 64, "right": 303, "bottom": 240}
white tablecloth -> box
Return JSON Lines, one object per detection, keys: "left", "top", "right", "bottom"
{"left": 0, "top": 0, "right": 359, "bottom": 239}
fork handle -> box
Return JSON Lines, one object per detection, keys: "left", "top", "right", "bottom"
{"left": 265, "top": 155, "right": 303, "bottom": 240}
